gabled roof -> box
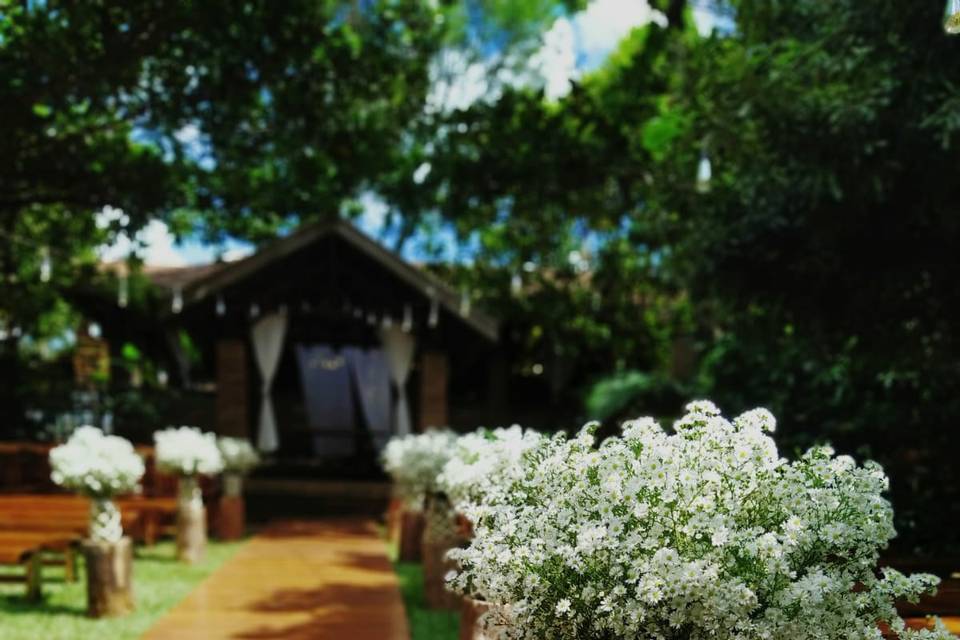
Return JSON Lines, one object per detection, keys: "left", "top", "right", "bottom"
{"left": 176, "top": 220, "right": 499, "bottom": 342}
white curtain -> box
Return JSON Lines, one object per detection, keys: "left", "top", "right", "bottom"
{"left": 380, "top": 326, "right": 415, "bottom": 436}
{"left": 251, "top": 311, "right": 288, "bottom": 452}
{"left": 346, "top": 347, "right": 392, "bottom": 451}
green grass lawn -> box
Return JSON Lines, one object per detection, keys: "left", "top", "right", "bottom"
{"left": 382, "top": 523, "right": 459, "bottom": 640}
{"left": 0, "top": 539, "right": 244, "bottom": 640}
{"left": 394, "top": 562, "right": 460, "bottom": 640}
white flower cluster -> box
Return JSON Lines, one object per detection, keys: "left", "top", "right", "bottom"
{"left": 437, "top": 425, "right": 547, "bottom": 512}
{"left": 49, "top": 426, "right": 144, "bottom": 499}
{"left": 154, "top": 426, "right": 224, "bottom": 477}
{"left": 448, "top": 401, "right": 952, "bottom": 640}
{"left": 217, "top": 436, "right": 260, "bottom": 474}
{"left": 382, "top": 430, "right": 458, "bottom": 506}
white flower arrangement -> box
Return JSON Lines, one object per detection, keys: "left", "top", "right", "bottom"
{"left": 438, "top": 425, "right": 547, "bottom": 512}
{"left": 217, "top": 437, "right": 260, "bottom": 475}
{"left": 154, "top": 426, "right": 224, "bottom": 477}
{"left": 49, "top": 426, "right": 144, "bottom": 499}
{"left": 448, "top": 401, "right": 952, "bottom": 640}
{"left": 382, "top": 430, "right": 458, "bottom": 507}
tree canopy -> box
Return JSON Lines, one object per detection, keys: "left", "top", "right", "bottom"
{"left": 2, "top": 0, "right": 960, "bottom": 550}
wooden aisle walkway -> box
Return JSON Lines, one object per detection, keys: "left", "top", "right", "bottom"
{"left": 142, "top": 519, "right": 410, "bottom": 640}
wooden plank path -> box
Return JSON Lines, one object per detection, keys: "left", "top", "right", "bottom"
{"left": 142, "top": 519, "right": 410, "bottom": 640}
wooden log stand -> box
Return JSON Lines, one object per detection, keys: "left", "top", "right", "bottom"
{"left": 176, "top": 476, "right": 207, "bottom": 564}
{"left": 214, "top": 473, "right": 246, "bottom": 541}
{"left": 215, "top": 496, "right": 245, "bottom": 541}
{"left": 422, "top": 536, "right": 460, "bottom": 610}
{"left": 81, "top": 537, "right": 134, "bottom": 618}
{"left": 398, "top": 510, "right": 425, "bottom": 563}
{"left": 176, "top": 502, "right": 207, "bottom": 564}
{"left": 422, "top": 497, "right": 462, "bottom": 610}
{"left": 462, "top": 600, "right": 510, "bottom": 640}
{"left": 460, "top": 598, "right": 492, "bottom": 640}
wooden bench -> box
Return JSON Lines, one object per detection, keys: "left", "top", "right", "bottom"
{"left": 0, "top": 494, "right": 178, "bottom": 545}
{"left": 0, "top": 531, "right": 79, "bottom": 583}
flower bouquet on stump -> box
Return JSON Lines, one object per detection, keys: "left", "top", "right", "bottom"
{"left": 215, "top": 437, "right": 259, "bottom": 540}
{"left": 438, "top": 426, "right": 546, "bottom": 636}
{"left": 381, "top": 431, "right": 457, "bottom": 565}
{"left": 154, "top": 426, "right": 224, "bottom": 564}
{"left": 449, "top": 402, "right": 954, "bottom": 640}
{"left": 49, "top": 426, "right": 144, "bottom": 618}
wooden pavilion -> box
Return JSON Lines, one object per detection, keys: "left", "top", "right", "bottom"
{"left": 152, "top": 220, "right": 501, "bottom": 467}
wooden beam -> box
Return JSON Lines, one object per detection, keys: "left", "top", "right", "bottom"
{"left": 178, "top": 220, "right": 500, "bottom": 342}
{"left": 418, "top": 351, "right": 449, "bottom": 430}
{"left": 216, "top": 340, "right": 250, "bottom": 439}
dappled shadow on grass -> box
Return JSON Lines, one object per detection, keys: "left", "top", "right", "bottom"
{"left": 0, "top": 565, "right": 84, "bottom": 617}
{"left": 0, "top": 596, "right": 84, "bottom": 617}
{"left": 0, "top": 539, "right": 246, "bottom": 640}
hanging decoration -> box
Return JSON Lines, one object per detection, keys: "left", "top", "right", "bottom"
{"left": 510, "top": 273, "right": 523, "bottom": 296}
{"left": 216, "top": 295, "right": 226, "bottom": 317}
{"left": 947, "top": 0, "right": 960, "bottom": 33}
{"left": 428, "top": 298, "right": 439, "bottom": 328}
{"left": 459, "top": 289, "right": 472, "bottom": 316}
{"left": 249, "top": 302, "right": 261, "bottom": 319}
{"left": 696, "top": 149, "right": 713, "bottom": 193}
{"left": 39, "top": 246, "right": 52, "bottom": 283}
{"left": 366, "top": 312, "right": 378, "bottom": 326}
{"left": 171, "top": 285, "right": 184, "bottom": 314}
{"left": 117, "top": 274, "right": 130, "bottom": 308}
{"left": 381, "top": 315, "right": 393, "bottom": 329}
{"left": 401, "top": 304, "right": 413, "bottom": 333}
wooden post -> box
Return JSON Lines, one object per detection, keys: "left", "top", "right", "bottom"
{"left": 63, "top": 546, "right": 76, "bottom": 583}
{"left": 142, "top": 512, "right": 159, "bottom": 546}
{"left": 216, "top": 340, "right": 249, "bottom": 438}
{"left": 24, "top": 553, "right": 42, "bottom": 603}
{"left": 398, "top": 510, "right": 425, "bottom": 563}
{"left": 419, "top": 351, "right": 448, "bottom": 430}
{"left": 81, "top": 537, "right": 134, "bottom": 617}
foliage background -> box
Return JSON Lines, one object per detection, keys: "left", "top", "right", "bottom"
{"left": 2, "top": 0, "right": 959, "bottom": 551}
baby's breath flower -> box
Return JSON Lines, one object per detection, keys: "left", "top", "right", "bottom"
{"left": 448, "top": 403, "right": 950, "bottom": 640}
{"left": 154, "top": 426, "right": 224, "bottom": 476}
{"left": 49, "top": 426, "right": 144, "bottom": 498}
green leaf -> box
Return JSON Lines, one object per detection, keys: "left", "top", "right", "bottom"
{"left": 641, "top": 111, "right": 686, "bottom": 161}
